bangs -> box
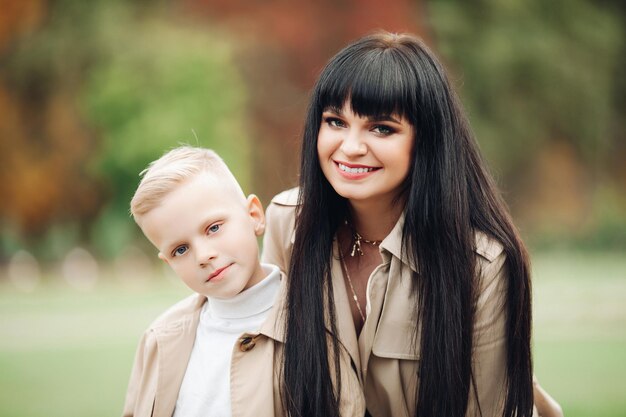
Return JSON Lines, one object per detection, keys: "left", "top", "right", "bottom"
{"left": 316, "top": 47, "right": 417, "bottom": 122}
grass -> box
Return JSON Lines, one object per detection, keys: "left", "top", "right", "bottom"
{"left": 0, "top": 275, "right": 191, "bottom": 417}
{"left": 0, "top": 251, "right": 624, "bottom": 417}
{"left": 531, "top": 251, "right": 626, "bottom": 417}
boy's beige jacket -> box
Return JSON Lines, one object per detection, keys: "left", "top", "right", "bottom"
{"left": 261, "top": 188, "right": 513, "bottom": 417}
{"left": 121, "top": 276, "right": 365, "bottom": 417}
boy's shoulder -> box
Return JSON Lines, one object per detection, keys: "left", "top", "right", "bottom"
{"left": 270, "top": 187, "right": 300, "bottom": 207}
{"left": 147, "top": 293, "right": 207, "bottom": 332}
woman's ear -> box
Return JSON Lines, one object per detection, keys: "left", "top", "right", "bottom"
{"left": 246, "top": 194, "right": 266, "bottom": 236}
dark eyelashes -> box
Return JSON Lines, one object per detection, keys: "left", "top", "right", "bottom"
{"left": 322, "top": 115, "right": 397, "bottom": 135}
{"left": 323, "top": 116, "right": 344, "bottom": 126}
{"left": 373, "top": 125, "right": 396, "bottom": 135}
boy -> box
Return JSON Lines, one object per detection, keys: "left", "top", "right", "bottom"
{"left": 122, "top": 146, "right": 284, "bottom": 417}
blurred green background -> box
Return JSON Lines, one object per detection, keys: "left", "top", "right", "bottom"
{"left": 0, "top": 0, "right": 624, "bottom": 416}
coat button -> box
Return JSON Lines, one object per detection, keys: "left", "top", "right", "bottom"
{"left": 239, "top": 336, "right": 256, "bottom": 352}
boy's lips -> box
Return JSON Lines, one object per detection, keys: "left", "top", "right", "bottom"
{"left": 207, "top": 263, "right": 233, "bottom": 282}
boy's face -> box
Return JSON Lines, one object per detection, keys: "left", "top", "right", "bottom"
{"left": 138, "top": 173, "right": 266, "bottom": 299}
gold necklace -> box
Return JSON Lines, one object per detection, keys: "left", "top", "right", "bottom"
{"left": 350, "top": 230, "right": 382, "bottom": 257}
{"left": 340, "top": 254, "right": 366, "bottom": 324}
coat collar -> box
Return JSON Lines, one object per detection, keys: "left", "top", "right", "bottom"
{"left": 378, "top": 212, "right": 419, "bottom": 273}
{"left": 359, "top": 219, "right": 505, "bottom": 371}
{"left": 377, "top": 213, "right": 502, "bottom": 270}
{"left": 150, "top": 276, "right": 289, "bottom": 416}
{"left": 257, "top": 273, "right": 287, "bottom": 343}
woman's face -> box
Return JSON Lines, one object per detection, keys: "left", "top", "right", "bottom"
{"left": 317, "top": 102, "right": 414, "bottom": 207}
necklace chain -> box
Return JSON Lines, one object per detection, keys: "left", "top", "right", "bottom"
{"left": 340, "top": 254, "right": 366, "bottom": 324}
{"left": 350, "top": 230, "right": 382, "bottom": 257}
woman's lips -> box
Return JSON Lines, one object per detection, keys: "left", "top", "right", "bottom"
{"left": 334, "top": 161, "right": 380, "bottom": 179}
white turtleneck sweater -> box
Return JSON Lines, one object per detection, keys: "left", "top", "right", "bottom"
{"left": 172, "top": 264, "right": 281, "bottom": 417}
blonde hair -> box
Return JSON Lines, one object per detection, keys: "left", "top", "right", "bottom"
{"left": 130, "top": 146, "right": 243, "bottom": 219}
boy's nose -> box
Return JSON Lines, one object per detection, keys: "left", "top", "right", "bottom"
{"left": 195, "top": 241, "right": 218, "bottom": 267}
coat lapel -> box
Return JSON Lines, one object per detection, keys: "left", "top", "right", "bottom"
{"left": 152, "top": 295, "right": 205, "bottom": 417}
{"left": 358, "top": 213, "right": 420, "bottom": 383}
{"left": 330, "top": 243, "right": 362, "bottom": 381}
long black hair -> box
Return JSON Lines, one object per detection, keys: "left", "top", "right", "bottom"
{"left": 282, "top": 32, "right": 533, "bottom": 417}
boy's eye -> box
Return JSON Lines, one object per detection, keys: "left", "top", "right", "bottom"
{"left": 372, "top": 124, "right": 395, "bottom": 136}
{"left": 207, "top": 224, "right": 221, "bottom": 234}
{"left": 172, "top": 245, "right": 188, "bottom": 257}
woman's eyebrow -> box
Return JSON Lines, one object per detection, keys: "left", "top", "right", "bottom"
{"left": 369, "top": 114, "right": 401, "bottom": 124}
{"left": 322, "top": 106, "right": 343, "bottom": 115}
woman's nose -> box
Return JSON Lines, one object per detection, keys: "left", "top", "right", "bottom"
{"left": 340, "top": 129, "right": 367, "bottom": 157}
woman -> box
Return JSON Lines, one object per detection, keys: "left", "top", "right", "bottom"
{"left": 262, "top": 32, "right": 561, "bottom": 417}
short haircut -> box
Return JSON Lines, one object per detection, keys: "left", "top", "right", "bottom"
{"left": 130, "top": 146, "right": 243, "bottom": 219}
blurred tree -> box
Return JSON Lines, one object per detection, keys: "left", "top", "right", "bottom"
{"left": 1, "top": 0, "right": 251, "bottom": 260}
{"left": 82, "top": 5, "right": 250, "bottom": 259}
{"left": 1, "top": 0, "right": 624, "bottom": 261}
{"left": 0, "top": 0, "right": 45, "bottom": 53}
{"left": 598, "top": 0, "right": 626, "bottom": 190}
{"left": 429, "top": 0, "right": 625, "bottom": 246}
{"left": 181, "top": 0, "right": 427, "bottom": 203}
{"left": 0, "top": 0, "right": 104, "bottom": 260}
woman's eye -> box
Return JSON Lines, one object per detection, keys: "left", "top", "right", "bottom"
{"left": 325, "top": 117, "right": 345, "bottom": 128}
{"left": 208, "top": 224, "right": 221, "bottom": 234}
{"left": 372, "top": 124, "right": 394, "bottom": 135}
{"left": 173, "top": 246, "right": 188, "bottom": 257}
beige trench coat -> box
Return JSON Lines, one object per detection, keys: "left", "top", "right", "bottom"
{"left": 262, "top": 188, "right": 520, "bottom": 417}
{"left": 121, "top": 278, "right": 365, "bottom": 417}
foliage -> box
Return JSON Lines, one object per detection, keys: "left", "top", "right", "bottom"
{"left": 429, "top": 0, "right": 626, "bottom": 247}
{"left": 429, "top": 0, "right": 622, "bottom": 179}
{"left": 2, "top": 0, "right": 625, "bottom": 258}
{"left": 80, "top": 4, "right": 251, "bottom": 258}
{"left": 1, "top": 0, "right": 251, "bottom": 259}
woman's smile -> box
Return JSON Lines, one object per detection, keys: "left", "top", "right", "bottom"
{"left": 334, "top": 160, "right": 381, "bottom": 179}
{"left": 317, "top": 103, "right": 414, "bottom": 206}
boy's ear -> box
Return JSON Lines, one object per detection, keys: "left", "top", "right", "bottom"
{"left": 246, "top": 194, "right": 265, "bottom": 236}
{"left": 157, "top": 252, "right": 169, "bottom": 265}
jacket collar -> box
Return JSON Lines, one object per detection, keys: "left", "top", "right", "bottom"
{"left": 377, "top": 213, "right": 501, "bottom": 270}
{"left": 257, "top": 273, "right": 287, "bottom": 343}
{"left": 378, "top": 212, "right": 418, "bottom": 273}
{"left": 150, "top": 280, "right": 289, "bottom": 416}
{"left": 360, "top": 220, "right": 505, "bottom": 372}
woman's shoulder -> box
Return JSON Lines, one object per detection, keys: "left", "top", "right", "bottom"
{"left": 474, "top": 231, "right": 505, "bottom": 264}
{"left": 262, "top": 188, "right": 299, "bottom": 270}
{"left": 265, "top": 187, "right": 300, "bottom": 232}
{"left": 269, "top": 187, "right": 300, "bottom": 207}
